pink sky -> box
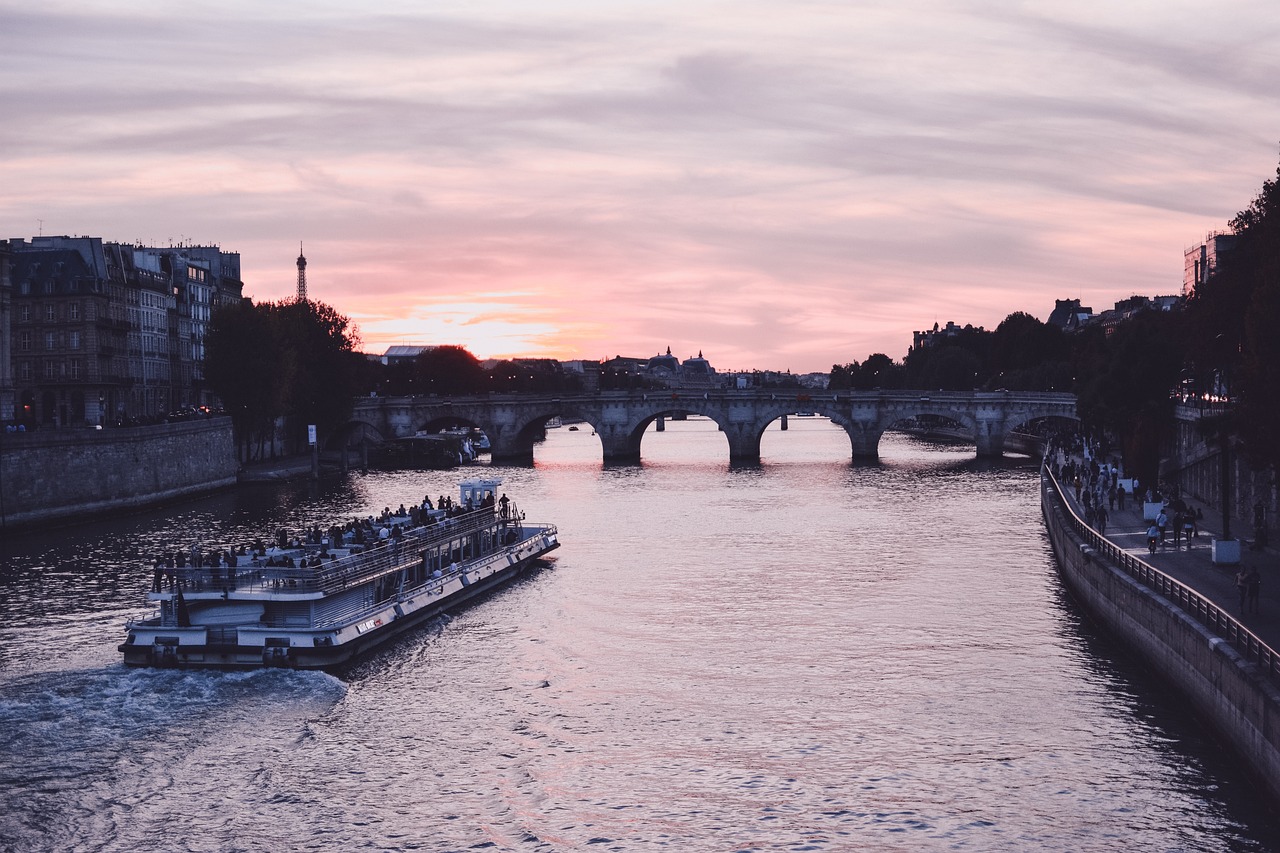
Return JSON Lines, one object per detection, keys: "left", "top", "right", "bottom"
{"left": 2, "top": 0, "right": 1278, "bottom": 373}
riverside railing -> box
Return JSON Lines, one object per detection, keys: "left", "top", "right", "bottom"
{"left": 1044, "top": 464, "right": 1280, "bottom": 686}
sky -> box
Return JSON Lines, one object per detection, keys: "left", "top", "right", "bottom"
{"left": 2, "top": 0, "right": 1279, "bottom": 374}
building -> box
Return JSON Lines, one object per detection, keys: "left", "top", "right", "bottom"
{"left": 1184, "top": 232, "right": 1237, "bottom": 298}
{"left": 6, "top": 236, "right": 242, "bottom": 427}
{"left": 381, "top": 345, "right": 436, "bottom": 366}
{"left": 0, "top": 240, "right": 13, "bottom": 422}
{"left": 913, "top": 321, "right": 984, "bottom": 349}
{"left": 1046, "top": 299, "right": 1093, "bottom": 331}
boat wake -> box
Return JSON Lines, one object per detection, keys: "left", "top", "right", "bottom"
{"left": 0, "top": 666, "right": 346, "bottom": 852}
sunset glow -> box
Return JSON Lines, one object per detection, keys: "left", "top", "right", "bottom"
{"left": 3, "top": 0, "right": 1277, "bottom": 371}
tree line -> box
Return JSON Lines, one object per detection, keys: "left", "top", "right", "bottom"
{"left": 830, "top": 154, "right": 1280, "bottom": 483}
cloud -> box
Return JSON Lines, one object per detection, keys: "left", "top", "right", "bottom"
{"left": 2, "top": 0, "right": 1277, "bottom": 371}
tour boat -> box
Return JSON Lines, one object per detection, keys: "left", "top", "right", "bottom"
{"left": 119, "top": 477, "right": 558, "bottom": 670}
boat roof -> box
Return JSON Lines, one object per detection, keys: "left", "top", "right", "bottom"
{"left": 459, "top": 476, "right": 502, "bottom": 490}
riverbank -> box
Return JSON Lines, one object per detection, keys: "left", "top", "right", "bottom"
{"left": 0, "top": 419, "right": 238, "bottom": 531}
{"left": 1041, "top": 464, "right": 1280, "bottom": 806}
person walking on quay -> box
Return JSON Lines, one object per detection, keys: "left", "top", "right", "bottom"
{"left": 1117, "top": 483, "right": 1126, "bottom": 511}
{"left": 1246, "top": 568, "right": 1262, "bottom": 615}
{"left": 1147, "top": 523, "right": 1160, "bottom": 555}
{"left": 1156, "top": 509, "right": 1169, "bottom": 548}
{"left": 1096, "top": 504, "right": 1108, "bottom": 536}
{"left": 1236, "top": 568, "right": 1249, "bottom": 615}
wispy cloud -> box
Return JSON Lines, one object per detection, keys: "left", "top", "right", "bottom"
{"left": 2, "top": 0, "right": 1277, "bottom": 370}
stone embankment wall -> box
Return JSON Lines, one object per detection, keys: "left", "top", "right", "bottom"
{"left": 0, "top": 418, "right": 238, "bottom": 529}
{"left": 1041, "top": 471, "right": 1280, "bottom": 805}
{"left": 1167, "top": 404, "right": 1275, "bottom": 539}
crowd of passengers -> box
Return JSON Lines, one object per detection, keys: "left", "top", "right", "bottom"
{"left": 150, "top": 490, "right": 509, "bottom": 592}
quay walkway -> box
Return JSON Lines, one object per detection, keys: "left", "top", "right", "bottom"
{"left": 1059, "top": 470, "right": 1280, "bottom": 668}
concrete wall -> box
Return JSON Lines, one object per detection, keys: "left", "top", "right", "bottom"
{"left": 0, "top": 418, "right": 238, "bottom": 529}
{"left": 1041, "top": 473, "right": 1280, "bottom": 805}
{"left": 1167, "top": 405, "right": 1275, "bottom": 540}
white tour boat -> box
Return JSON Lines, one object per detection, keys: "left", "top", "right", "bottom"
{"left": 120, "top": 477, "right": 558, "bottom": 670}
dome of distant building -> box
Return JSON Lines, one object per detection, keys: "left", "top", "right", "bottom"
{"left": 647, "top": 346, "right": 680, "bottom": 376}
{"left": 682, "top": 351, "right": 712, "bottom": 375}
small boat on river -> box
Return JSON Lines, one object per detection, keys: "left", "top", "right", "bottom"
{"left": 120, "top": 477, "right": 559, "bottom": 670}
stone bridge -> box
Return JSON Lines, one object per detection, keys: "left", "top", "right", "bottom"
{"left": 341, "top": 390, "right": 1077, "bottom": 464}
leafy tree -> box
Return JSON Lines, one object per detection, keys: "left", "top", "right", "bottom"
{"left": 989, "top": 312, "right": 1070, "bottom": 390}
{"left": 205, "top": 298, "right": 361, "bottom": 458}
{"left": 1185, "top": 156, "right": 1280, "bottom": 471}
{"left": 272, "top": 299, "right": 363, "bottom": 449}
{"left": 913, "top": 344, "right": 984, "bottom": 391}
{"left": 903, "top": 325, "right": 991, "bottom": 389}
{"left": 414, "top": 345, "right": 486, "bottom": 395}
{"left": 1071, "top": 309, "right": 1187, "bottom": 483}
{"left": 205, "top": 299, "right": 290, "bottom": 461}
{"left": 830, "top": 353, "right": 905, "bottom": 390}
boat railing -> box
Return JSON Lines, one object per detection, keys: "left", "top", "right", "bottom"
{"left": 171, "top": 506, "right": 510, "bottom": 596}
{"left": 1043, "top": 463, "right": 1280, "bottom": 687}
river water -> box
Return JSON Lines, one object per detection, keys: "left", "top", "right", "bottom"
{"left": 1, "top": 418, "right": 1277, "bottom": 852}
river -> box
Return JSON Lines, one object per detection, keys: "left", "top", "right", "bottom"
{"left": 1, "top": 418, "right": 1277, "bottom": 852}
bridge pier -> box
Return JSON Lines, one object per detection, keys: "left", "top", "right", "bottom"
{"left": 974, "top": 415, "right": 1010, "bottom": 458}
{"left": 598, "top": 425, "right": 641, "bottom": 463}
{"left": 849, "top": 425, "right": 885, "bottom": 458}
{"left": 975, "top": 424, "right": 1009, "bottom": 458}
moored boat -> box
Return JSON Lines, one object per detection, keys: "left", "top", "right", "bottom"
{"left": 120, "top": 477, "right": 558, "bottom": 670}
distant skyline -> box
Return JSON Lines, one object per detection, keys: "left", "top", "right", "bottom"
{"left": 3, "top": 1, "right": 1278, "bottom": 373}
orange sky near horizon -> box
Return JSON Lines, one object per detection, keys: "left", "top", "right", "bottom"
{"left": 3, "top": 1, "right": 1277, "bottom": 373}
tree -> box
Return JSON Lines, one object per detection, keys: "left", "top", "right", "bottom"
{"left": 1071, "top": 310, "right": 1187, "bottom": 484}
{"left": 903, "top": 325, "right": 991, "bottom": 389}
{"left": 204, "top": 298, "right": 362, "bottom": 458}
{"left": 990, "top": 312, "right": 1070, "bottom": 390}
{"left": 204, "top": 300, "right": 289, "bottom": 461}
{"left": 414, "top": 345, "right": 486, "bottom": 395}
{"left": 272, "top": 299, "right": 363, "bottom": 449}
{"left": 1219, "top": 159, "right": 1280, "bottom": 470}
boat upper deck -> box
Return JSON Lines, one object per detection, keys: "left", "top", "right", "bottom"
{"left": 150, "top": 507, "right": 556, "bottom": 600}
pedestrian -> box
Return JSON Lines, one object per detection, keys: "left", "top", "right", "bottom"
{"left": 1117, "top": 483, "right": 1126, "bottom": 511}
{"left": 1156, "top": 509, "right": 1169, "bottom": 546}
{"left": 1171, "top": 512, "right": 1182, "bottom": 547}
{"left": 1096, "top": 504, "right": 1108, "bottom": 536}
{"left": 1147, "top": 524, "right": 1160, "bottom": 555}
{"left": 1246, "top": 568, "right": 1262, "bottom": 614}
{"left": 1236, "top": 569, "right": 1249, "bottom": 615}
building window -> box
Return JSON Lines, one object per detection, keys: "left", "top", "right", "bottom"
{"left": 45, "top": 331, "right": 56, "bottom": 351}
{"left": 19, "top": 361, "right": 32, "bottom": 381}
{"left": 69, "top": 360, "right": 81, "bottom": 380}
{"left": 18, "top": 305, "right": 30, "bottom": 323}
{"left": 19, "top": 331, "right": 31, "bottom": 351}
{"left": 69, "top": 331, "right": 80, "bottom": 350}
{"left": 45, "top": 304, "right": 57, "bottom": 322}
{"left": 69, "top": 303, "right": 80, "bottom": 321}
{"left": 44, "top": 361, "right": 55, "bottom": 380}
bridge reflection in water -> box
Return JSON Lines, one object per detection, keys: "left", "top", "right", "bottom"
{"left": 344, "top": 390, "right": 1077, "bottom": 464}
